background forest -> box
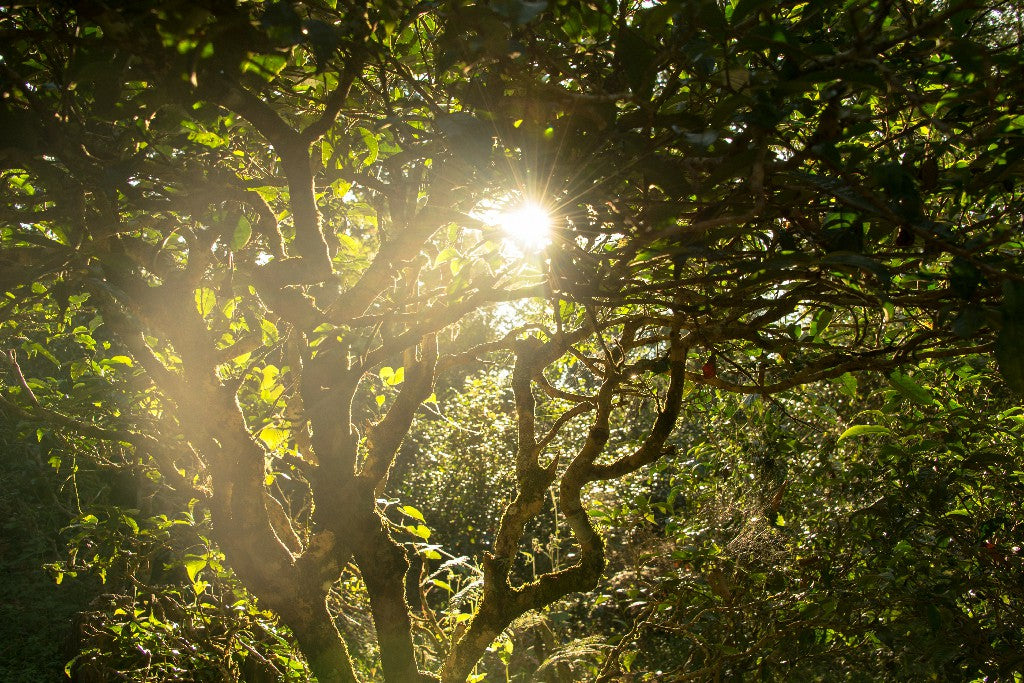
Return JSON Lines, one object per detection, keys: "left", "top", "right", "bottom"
{"left": 4, "top": 345, "right": 1024, "bottom": 680}
{"left": 1, "top": 0, "right": 1023, "bottom": 681}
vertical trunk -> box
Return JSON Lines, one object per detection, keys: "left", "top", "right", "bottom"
{"left": 353, "top": 520, "right": 424, "bottom": 682}
{"left": 288, "top": 601, "right": 359, "bottom": 683}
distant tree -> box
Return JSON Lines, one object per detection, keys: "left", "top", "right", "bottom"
{"left": 1, "top": 1, "right": 1021, "bottom": 680}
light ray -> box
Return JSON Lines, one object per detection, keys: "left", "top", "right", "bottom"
{"left": 498, "top": 201, "right": 552, "bottom": 252}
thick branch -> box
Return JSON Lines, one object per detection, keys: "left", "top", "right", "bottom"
{"left": 690, "top": 340, "right": 992, "bottom": 395}
{"left": 442, "top": 338, "right": 614, "bottom": 683}
{"left": 589, "top": 336, "right": 688, "bottom": 481}
{"left": 351, "top": 520, "right": 427, "bottom": 682}
{"left": 303, "top": 338, "right": 362, "bottom": 487}
{"left": 329, "top": 204, "right": 461, "bottom": 322}
{"left": 301, "top": 55, "right": 364, "bottom": 144}
{"left": 208, "top": 77, "right": 332, "bottom": 277}
{"left": 362, "top": 334, "right": 438, "bottom": 488}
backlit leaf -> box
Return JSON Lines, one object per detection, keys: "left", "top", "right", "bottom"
{"left": 838, "top": 425, "right": 892, "bottom": 441}
{"left": 195, "top": 288, "right": 216, "bottom": 317}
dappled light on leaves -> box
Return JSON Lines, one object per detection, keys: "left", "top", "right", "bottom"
{"left": 1, "top": 0, "right": 1022, "bottom": 681}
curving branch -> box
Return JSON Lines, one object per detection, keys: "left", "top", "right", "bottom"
{"left": 206, "top": 76, "right": 332, "bottom": 278}
{"left": 589, "top": 333, "right": 688, "bottom": 481}
{"left": 362, "top": 334, "right": 439, "bottom": 488}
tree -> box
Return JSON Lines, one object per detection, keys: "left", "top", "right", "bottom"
{"left": 580, "top": 359, "right": 1024, "bottom": 680}
{"left": 1, "top": 0, "right": 1021, "bottom": 680}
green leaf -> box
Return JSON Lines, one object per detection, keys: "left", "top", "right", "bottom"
{"left": 243, "top": 53, "right": 288, "bottom": 78}
{"left": 838, "top": 425, "right": 892, "bottom": 441}
{"left": 359, "top": 127, "right": 379, "bottom": 166}
{"left": 435, "top": 247, "right": 458, "bottom": 265}
{"left": 838, "top": 372, "right": 858, "bottom": 398}
{"left": 24, "top": 342, "right": 59, "bottom": 367}
{"left": 231, "top": 216, "right": 252, "bottom": 250}
{"left": 331, "top": 178, "right": 352, "bottom": 199}
{"left": 253, "top": 186, "right": 279, "bottom": 202}
{"left": 187, "top": 130, "right": 226, "bottom": 148}
{"left": 888, "top": 371, "right": 936, "bottom": 405}
{"left": 259, "top": 364, "right": 283, "bottom": 402}
{"left": 406, "top": 524, "right": 431, "bottom": 540}
{"left": 337, "top": 233, "right": 362, "bottom": 254}
{"left": 184, "top": 558, "right": 206, "bottom": 583}
{"left": 260, "top": 318, "right": 279, "bottom": 344}
{"left": 195, "top": 287, "right": 217, "bottom": 317}
{"left": 399, "top": 505, "right": 425, "bottom": 522}
{"left": 120, "top": 514, "right": 139, "bottom": 534}
{"left": 222, "top": 297, "right": 238, "bottom": 319}
{"left": 259, "top": 426, "right": 288, "bottom": 450}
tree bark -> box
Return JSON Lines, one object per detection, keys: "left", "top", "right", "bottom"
{"left": 355, "top": 536, "right": 422, "bottom": 681}
{"left": 288, "top": 601, "right": 359, "bottom": 683}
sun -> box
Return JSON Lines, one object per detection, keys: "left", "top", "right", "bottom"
{"left": 498, "top": 201, "right": 552, "bottom": 252}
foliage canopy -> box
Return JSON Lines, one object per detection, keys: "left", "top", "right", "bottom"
{"left": 1, "top": 0, "right": 1022, "bottom": 680}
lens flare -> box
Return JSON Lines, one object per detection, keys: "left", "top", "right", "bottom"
{"left": 498, "top": 201, "right": 552, "bottom": 252}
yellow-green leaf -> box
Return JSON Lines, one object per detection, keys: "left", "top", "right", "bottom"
{"left": 259, "top": 426, "right": 288, "bottom": 450}
{"left": 888, "top": 371, "right": 935, "bottom": 405}
{"left": 399, "top": 505, "right": 425, "bottom": 522}
{"left": 184, "top": 558, "right": 206, "bottom": 583}
{"left": 195, "top": 287, "right": 217, "bottom": 317}
{"left": 261, "top": 318, "right": 279, "bottom": 344}
{"left": 359, "top": 127, "right": 379, "bottom": 166}
{"left": 838, "top": 425, "right": 891, "bottom": 441}
{"left": 406, "top": 524, "right": 431, "bottom": 540}
{"left": 231, "top": 215, "right": 252, "bottom": 250}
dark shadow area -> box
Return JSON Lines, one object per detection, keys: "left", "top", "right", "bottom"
{"left": 0, "top": 418, "right": 100, "bottom": 682}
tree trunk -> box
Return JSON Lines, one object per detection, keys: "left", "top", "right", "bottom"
{"left": 288, "top": 602, "right": 359, "bottom": 683}
{"left": 353, "top": 518, "right": 423, "bottom": 682}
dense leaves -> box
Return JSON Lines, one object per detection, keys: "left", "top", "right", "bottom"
{"left": 1, "top": 0, "right": 1022, "bottom": 681}
{"left": 584, "top": 360, "right": 1024, "bottom": 680}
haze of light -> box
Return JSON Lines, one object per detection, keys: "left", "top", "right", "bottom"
{"left": 499, "top": 201, "right": 552, "bottom": 252}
